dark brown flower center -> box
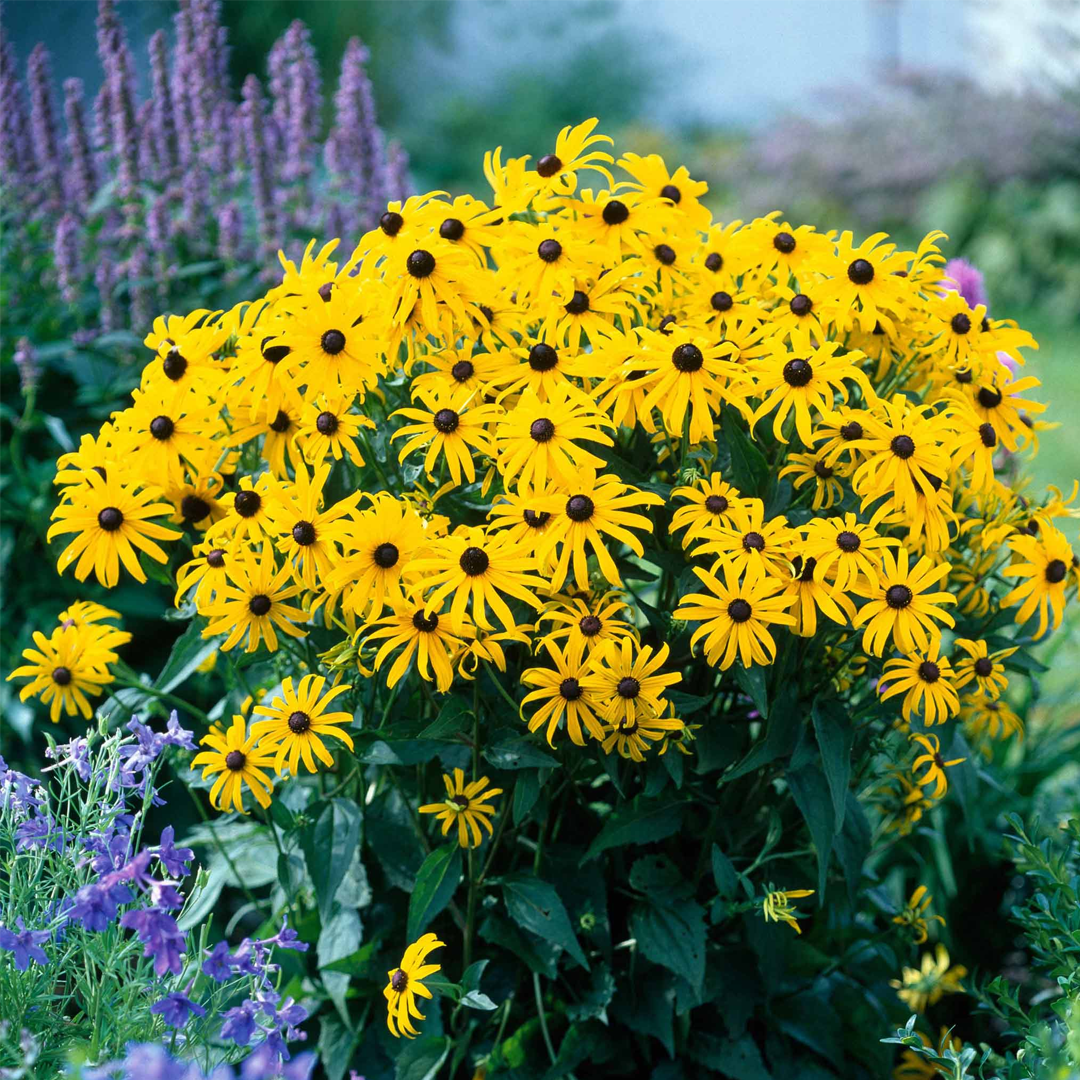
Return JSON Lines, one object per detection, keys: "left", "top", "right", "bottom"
{"left": 848, "top": 258, "right": 874, "bottom": 284}
{"left": 206, "top": 548, "right": 225, "bottom": 569}
{"left": 530, "top": 417, "right": 556, "bottom": 443}
{"left": 162, "top": 349, "right": 187, "bottom": 380}
{"left": 287, "top": 710, "right": 311, "bottom": 734}
{"left": 704, "top": 252, "right": 723, "bottom": 272}
{"left": 528, "top": 343, "right": 559, "bottom": 371}
{"left": 380, "top": 211, "right": 404, "bottom": 236}
{"left": 391, "top": 968, "right": 409, "bottom": 992}
{"left": 955, "top": 368, "right": 973, "bottom": 384}
{"left": 977, "top": 386, "right": 1003, "bottom": 410}
{"left": 789, "top": 294, "right": 813, "bottom": 316}
{"left": 225, "top": 750, "right": 246, "bottom": 771}
{"left": 451, "top": 359, "right": 474, "bottom": 383}
{"left": 98, "top": 507, "right": 123, "bottom": 531}
{"left": 560, "top": 677, "right": 582, "bottom": 701}
{"left": 710, "top": 291, "right": 733, "bottom": 312}
{"left": 248, "top": 594, "right": 272, "bottom": 616}
{"left": 579, "top": 614, "right": 602, "bottom": 636}
{"left": 918, "top": 661, "right": 940, "bottom": 683}
{"left": 318, "top": 282, "right": 334, "bottom": 302}
{"left": 672, "top": 343, "right": 704, "bottom": 372}
{"left": 660, "top": 183, "right": 680, "bottom": 203}
{"left": 150, "top": 415, "right": 175, "bottom": 441}
{"left": 773, "top": 231, "right": 796, "bottom": 254}
{"left": 235, "top": 490, "right": 261, "bottom": 517}
{"left": 374, "top": 542, "right": 399, "bottom": 568}
{"left": 459, "top": 546, "right": 489, "bottom": 576}
{"left": 316, "top": 411, "right": 339, "bottom": 435}
{"left": 742, "top": 531, "right": 765, "bottom": 552}
{"left": 837, "top": 530, "right": 861, "bottom": 553}
{"left": 565, "top": 291, "right": 590, "bottom": 315}
{"left": 292, "top": 521, "right": 316, "bottom": 546}
{"left": 270, "top": 410, "right": 292, "bottom": 433}
{"left": 433, "top": 408, "right": 460, "bottom": 434}
{"left": 886, "top": 584, "right": 913, "bottom": 609}
{"left": 536, "top": 153, "right": 562, "bottom": 178}
{"left": 407, "top": 250, "right": 436, "bottom": 278}
{"left": 813, "top": 460, "right": 833, "bottom": 479}
{"left": 537, "top": 239, "right": 562, "bottom": 263}
{"left": 727, "top": 598, "right": 752, "bottom": 623}
{"left": 950, "top": 313, "right": 971, "bottom": 335}
{"left": 979, "top": 422, "right": 997, "bottom": 448}
{"left": 974, "top": 657, "right": 993, "bottom": 677}
{"left": 840, "top": 420, "right": 863, "bottom": 441}
{"left": 439, "top": 217, "right": 465, "bottom": 241}
{"left": 783, "top": 358, "right": 813, "bottom": 387}
{"left": 653, "top": 243, "right": 676, "bottom": 266}
{"left": 52, "top": 666, "right": 72, "bottom": 686}
{"left": 617, "top": 676, "right": 640, "bottom": 699}
{"left": 705, "top": 494, "right": 728, "bottom": 515}
{"left": 413, "top": 610, "right": 439, "bottom": 632}
{"left": 262, "top": 340, "right": 290, "bottom": 364}
{"left": 890, "top": 435, "right": 916, "bottom": 460}
{"left": 1045, "top": 559, "right": 1067, "bottom": 584}
{"left": 523, "top": 509, "right": 550, "bottom": 528}
{"left": 602, "top": 200, "right": 629, "bottom": 225}
{"left": 566, "top": 495, "right": 594, "bottom": 522}
{"left": 321, "top": 329, "right": 346, "bottom": 355}
{"left": 181, "top": 495, "right": 211, "bottom": 522}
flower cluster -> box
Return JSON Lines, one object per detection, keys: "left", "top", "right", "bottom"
{"left": 1, "top": 0, "right": 407, "bottom": 337}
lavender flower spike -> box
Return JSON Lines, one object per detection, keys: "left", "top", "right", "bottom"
{"left": 54, "top": 213, "right": 82, "bottom": 303}
{"left": 940, "top": 257, "right": 988, "bottom": 311}
{"left": 62, "top": 78, "right": 97, "bottom": 211}
{"left": 26, "top": 44, "right": 62, "bottom": 205}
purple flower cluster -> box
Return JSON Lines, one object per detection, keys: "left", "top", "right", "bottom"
{"left": 83, "top": 1041, "right": 316, "bottom": 1080}
{"left": 1, "top": 0, "right": 409, "bottom": 336}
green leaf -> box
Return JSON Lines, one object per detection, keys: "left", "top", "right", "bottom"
{"left": 460, "top": 959, "right": 489, "bottom": 993}
{"left": 834, "top": 792, "right": 871, "bottom": 904}
{"left": 300, "top": 798, "right": 363, "bottom": 922}
{"left": 318, "top": 908, "right": 363, "bottom": 1023}
{"left": 501, "top": 873, "right": 589, "bottom": 969}
{"left": 812, "top": 697, "right": 853, "bottom": 833}
{"left": 395, "top": 1036, "right": 450, "bottom": 1080}
{"left": 154, "top": 618, "right": 219, "bottom": 695}
{"left": 722, "top": 405, "right": 769, "bottom": 496}
{"left": 581, "top": 797, "right": 685, "bottom": 863}
{"left": 460, "top": 990, "right": 498, "bottom": 1011}
{"left": 512, "top": 769, "right": 542, "bottom": 825}
{"left": 711, "top": 844, "right": 739, "bottom": 899}
{"left": 787, "top": 764, "right": 835, "bottom": 898}
{"left": 407, "top": 843, "right": 462, "bottom": 940}
{"left": 630, "top": 895, "right": 707, "bottom": 994}
{"left": 318, "top": 1014, "right": 358, "bottom": 1080}
{"left": 483, "top": 738, "right": 561, "bottom": 770}
{"left": 722, "top": 684, "right": 800, "bottom": 783}
{"left": 418, "top": 695, "right": 472, "bottom": 739}
{"left": 690, "top": 1033, "right": 772, "bottom": 1079}
{"left": 478, "top": 912, "right": 559, "bottom": 978}
{"left": 734, "top": 662, "right": 769, "bottom": 718}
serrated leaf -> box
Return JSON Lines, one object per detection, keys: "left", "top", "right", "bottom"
{"left": 502, "top": 873, "right": 588, "bottom": 969}
{"left": 581, "top": 797, "right": 685, "bottom": 863}
{"left": 418, "top": 695, "right": 472, "bottom": 739}
{"left": 630, "top": 896, "right": 706, "bottom": 994}
{"left": 407, "top": 843, "right": 462, "bottom": 940}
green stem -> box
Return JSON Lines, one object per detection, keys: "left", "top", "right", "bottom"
{"left": 113, "top": 676, "right": 210, "bottom": 725}
{"left": 534, "top": 972, "right": 558, "bottom": 1065}
{"left": 484, "top": 664, "right": 519, "bottom": 716}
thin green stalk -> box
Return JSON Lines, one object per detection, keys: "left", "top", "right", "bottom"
{"left": 534, "top": 972, "right": 558, "bottom": 1065}
{"left": 113, "top": 676, "right": 210, "bottom": 725}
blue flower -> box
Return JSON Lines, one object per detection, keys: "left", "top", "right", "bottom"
{"left": 150, "top": 990, "right": 206, "bottom": 1030}
{"left": 14, "top": 813, "right": 67, "bottom": 853}
{"left": 162, "top": 711, "right": 197, "bottom": 750}
{"left": 155, "top": 826, "right": 194, "bottom": 878}
{"left": 120, "top": 908, "right": 186, "bottom": 977}
{"left": 203, "top": 939, "right": 235, "bottom": 982}
{"left": 68, "top": 880, "right": 129, "bottom": 932}
{"left": 220, "top": 999, "right": 260, "bottom": 1046}
{"left": 0, "top": 917, "right": 50, "bottom": 970}
{"left": 265, "top": 916, "right": 309, "bottom": 953}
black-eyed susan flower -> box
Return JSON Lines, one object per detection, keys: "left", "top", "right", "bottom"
{"left": 296, "top": 393, "right": 374, "bottom": 467}
{"left": 962, "top": 373, "right": 1046, "bottom": 453}
{"left": 200, "top": 546, "right": 308, "bottom": 653}
{"left": 520, "top": 639, "right": 606, "bottom": 746}
{"left": 828, "top": 230, "right": 915, "bottom": 332}
{"left": 384, "top": 933, "right": 445, "bottom": 1039}
{"left": 580, "top": 638, "right": 681, "bottom": 725}
{"left": 851, "top": 548, "right": 955, "bottom": 656}
{"left": 495, "top": 384, "right": 614, "bottom": 492}
{"left": 7, "top": 625, "right": 115, "bottom": 723}
{"left": 165, "top": 468, "right": 228, "bottom": 532}
{"left": 669, "top": 473, "right": 749, "bottom": 546}
{"left": 411, "top": 348, "right": 503, "bottom": 400}
{"left": 890, "top": 944, "right": 967, "bottom": 1013}
{"left": 812, "top": 407, "right": 872, "bottom": 468}
{"left": 601, "top": 708, "right": 685, "bottom": 763}
{"left": 488, "top": 331, "right": 580, "bottom": 403}
{"left": 48, "top": 471, "right": 181, "bottom": 588}
{"left": 742, "top": 212, "right": 833, "bottom": 283}
{"left": 251, "top": 674, "right": 354, "bottom": 775}
{"left": 909, "top": 732, "right": 965, "bottom": 800}
{"left": 536, "top": 589, "right": 638, "bottom": 658}
{"left": 618, "top": 152, "right": 710, "bottom": 230}
{"left": 780, "top": 555, "right": 856, "bottom": 637}
{"left": 206, "top": 473, "right": 283, "bottom": 546}
{"left": 761, "top": 887, "right": 815, "bottom": 934}
{"left": 892, "top": 885, "right": 945, "bottom": 945}
{"left": 391, "top": 389, "right": 501, "bottom": 487}
{"left": 750, "top": 340, "right": 873, "bottom": 446}
{"left": 691, "top": 500, "right": 793, "bottom": 581}
{"left": 675, "top": 559, "right": 796, "bottom": 669}
{"left": 879, "top": 641, "right": 960, "bottom": 725}
{"left": 428, "top": 194, "right": 505, "bottom": 265}
{"left": 801, "top": 510, "right": 899, "bottom": 592}
{"left": 778, "top": 452, "right": 847, "bottom": 510}
{"left": 1000, "top": 524, "right": 1074, "bottom": 638}
{"left": 229, "top": 396, "right": 305, "bottom": 478}
{"left": 542, "top": 259, "right": 646, "bottom": 352}
{"left": 365, "top": 598, "right": 470, "bottom": 693}
{"left": 175, "top": 540, "right": 232, "bottom": 609}
{"left": 961, "top": 696, "right": 1023, "bottom": 742}
{"left": 190, "top": 715, "right": 276, "bottom": 815}
{"left": 456, "top": 623, "right": 532, "bottom": 681}
{"left": 535, "top": 469, "right": 663, "bottom": 593}
{"left": 387, "top": 238, "right": 481, "bottom": 333}
{"left": 418, "top": 768, "right": 502, "bottom": 848}
{"left": 951, "top": 638, "right": 1015, "bottom": 700}
{"left": 527, "top": 117, "right": 614, "bottom": 198}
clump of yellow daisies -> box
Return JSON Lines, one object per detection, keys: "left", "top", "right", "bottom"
{"left": 8, "top": 119, "right": 1078, "bottom": 1031}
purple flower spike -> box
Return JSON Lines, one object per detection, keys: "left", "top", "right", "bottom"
{"left": 150, "top": 990, "right": 206, "bottom": 1030}
{"left": 120, "top": 907, "right": 186, "bottom": 976}
{"left": 0, "top": 918, "right": 51, "bottom": 970}
{"left": 156, "top": 825, "right": 195, "bottom": 877}
{"left": 940, "top": 258, "right": 988, "bottom": 311}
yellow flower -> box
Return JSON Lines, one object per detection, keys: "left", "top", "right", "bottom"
{"left": 828, "top": 230, "right": 915, "bottom": 332}
{"left": 890, "top": 944, "right": 967, "bottom": 1013}
{"left": 675, "top": 558, "right": 796, "bottom": 669}
{"left": 1000, "top": 525, "right": 1073, "bottom": 639}
{"left": 47, "top": 471, "right": 181, "bottom": 588}
{"left": 526, "top": 117, "right": 614, "bottom": 198}
{"left": 384, "top": 933, "right": 445, "bottom": 1039}
{"left": 780, "top": 555, "right": 856, "bottom": 638}
{"left": 365, "top": 598, "right": 471, "bottom": 693}
{"left": 909, "top": 733, "right": 965, "bottom": 800}
{"left": 520, "top": 640, "right": 606, "bottom": 746}
{"left": 691, "top": 500, "right": 793, "bottom": 581}
{"left": 419, "top": 768, "right": 502, "bottom": 848}
{"left": 961, "top": 696, "right": 1024, "bottom": 742}
{"left": 951, "top": 638, "right": 1016, "bottom": 700}
{"left": 851, "top": 548, "right": 955, "bottom": 657}
{"left": 618, "top": 152, "right": 711, "bottom": 230}
{"left": 892, "top": 885, "right": 945, "bottom": 945}
{"left": 778, "top": 452, "right": 847, "bottom": 510}
{"left": 801, "top": 510, "right": 899, "bottom": 591}
{"left": 7, "top": 626, "right": 115, "bottom": 723}
{"left": 669, "top": 473, "right": 749, "bottom": 546}
{"left": 761, "top": 887, "right": 815, "bottom": 934}
{"left": 879, "top": 641, "right": 960, "bottom": 725}
{"left": 175, "top": 540, "right": 232, "bottom": 609}
{"left": 206, "top": 473, "right": 283, "bottom": 546}
{"left": 297, "top": 393, "right": 373, "bottom": 467}
{"left": 601, "top": 707, "right": 685, "bottom": 763}
{"left": 580, "top": 638, "right": 681, "bottom": 726}
{"left": 190, "top": 715, "right": 276, "bottom": 815}
{"left": 535, "top": 589, "right": 638, "bottom": 658}
{"left": 251, "top": 674, "right": 355, "bottom": 775}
